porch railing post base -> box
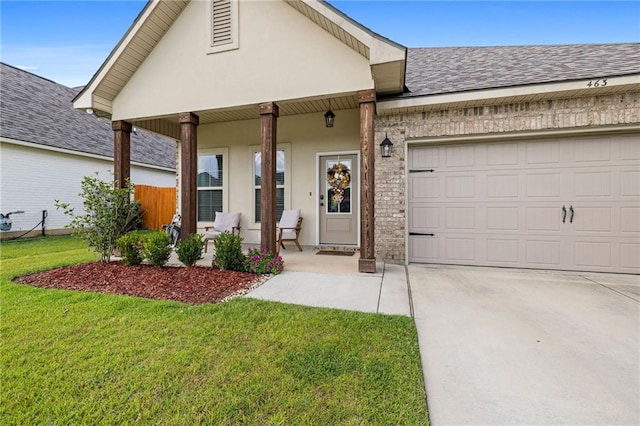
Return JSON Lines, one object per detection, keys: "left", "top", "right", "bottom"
{"left": 358, "top": 258, "right": 377, "bottom": 274}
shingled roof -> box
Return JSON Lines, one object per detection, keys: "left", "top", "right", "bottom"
{"left": 403, "top": 43, "right": 640, "bottom": 98}
{"left": 0, "top": 62, "right": 176, "bottom": 170}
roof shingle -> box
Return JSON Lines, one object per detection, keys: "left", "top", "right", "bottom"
{"left": 403, "top": 43, "right": 640, "bottom": 98}
{"left": 0, "top": 62, "right": 176, "bottom": 170}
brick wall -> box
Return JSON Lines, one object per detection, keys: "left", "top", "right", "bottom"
{"left": 373, "top": 91, "right": 640, "bottom": 262}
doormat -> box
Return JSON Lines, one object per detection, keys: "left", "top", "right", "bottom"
{"left": 316, "top": 250, "right": 355, "bottom": 256}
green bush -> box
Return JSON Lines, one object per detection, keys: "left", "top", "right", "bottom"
{"left": 115, "top": 230, "right": 147, "bottom": 266}
{"left": 143, "top": 231, "right": 172, "bottom": 267}
{"left": 55, "top": 173, "right": 142, "bottom": 262}
{"left": 175, "top": 233, "right": 204, "bottom": 267}
{"left": 212, "top": 232, "right": 245, "bottom": 271}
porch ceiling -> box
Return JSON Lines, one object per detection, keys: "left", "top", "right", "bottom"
{"left": 131, "top": 93, "right": 360, "bottom": 140}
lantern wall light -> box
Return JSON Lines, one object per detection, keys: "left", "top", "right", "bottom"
{"left": 324, "top": 99, "right": 335, "bottom": 128}
{"left": 380, "top": 133, "right": 393, "bottom": 158}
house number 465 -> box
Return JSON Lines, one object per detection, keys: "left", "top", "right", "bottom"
{"left": 587, "top": 79, "right": 608, "bottom": 88}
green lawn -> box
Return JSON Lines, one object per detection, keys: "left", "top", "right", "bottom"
{"left": 1, "top": 236, "right": 428, "bottom": 425}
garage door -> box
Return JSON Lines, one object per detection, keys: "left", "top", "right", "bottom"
{"left": 408, "top": 134, "right": 640, "bottom": 273}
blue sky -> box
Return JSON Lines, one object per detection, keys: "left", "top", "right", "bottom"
{"left": 1, "top": 1, "right": 638, "bottom": 87}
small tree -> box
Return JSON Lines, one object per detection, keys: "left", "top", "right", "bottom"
{"left": 56, "top": 173, "right": 142, "bottom": 262}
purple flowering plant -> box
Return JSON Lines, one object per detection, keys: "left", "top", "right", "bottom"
{"left": 244, "top": 248, "right": 285, "bottom": 275}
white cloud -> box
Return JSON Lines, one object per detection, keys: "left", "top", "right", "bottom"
{"left": 1, "top": 44, "right": 113, "bottom": 87}
{"left": 14, "top": 65, "right": 39, "bottom": 71}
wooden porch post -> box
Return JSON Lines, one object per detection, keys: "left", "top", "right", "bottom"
{"left": 259, "top": 102, "right": 279, "bottom": 253}
{"left": 179, "top": 112, "right": 199, "bottom": 239}
{"left": 112, "top": 120, "right": 132, "bottom": 188}
{"left": 358, "top": 89, "right": 377, "bottom": 273}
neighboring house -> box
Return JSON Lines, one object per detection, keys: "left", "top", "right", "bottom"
{"left": 73, "top": 0, "right": 639, "bottom": 273}
{"left": 0, "top": 62, "right": 177, "bottom": 239}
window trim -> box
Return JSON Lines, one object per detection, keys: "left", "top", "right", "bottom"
{"left": 205, "top": 0, "right": 239, "bottom": 54}
{"left": 197, "top": 147, "right": 229, "bottom": 227}
{"left": 249, "top": 143, "right": 291, "bottom": 229}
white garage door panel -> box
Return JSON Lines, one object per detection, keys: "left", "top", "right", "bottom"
{"left": 408, "top": 134, "right": 640, "bottom": 273}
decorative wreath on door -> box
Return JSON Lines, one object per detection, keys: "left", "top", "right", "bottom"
{"left": 327, "top": 163, "right": 351, "bottom": 204}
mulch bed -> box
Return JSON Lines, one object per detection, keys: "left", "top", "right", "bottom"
{"left": 15, "top": 261, "right": 268, "bottom": 305}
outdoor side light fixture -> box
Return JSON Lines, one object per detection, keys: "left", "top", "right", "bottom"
{"left": 380, "top": 133, "right": 393, "bottom": 158}
{"left": 324, "top": 99, "right": 335, "bottom": 128}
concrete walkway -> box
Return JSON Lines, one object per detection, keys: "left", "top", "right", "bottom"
{"left": 247, "top": 262, "right": 411, "bottom": 316}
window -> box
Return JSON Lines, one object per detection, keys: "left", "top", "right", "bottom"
{"left": 197, "top": 151, "right": 226, "bottom": 222}
{"left": 206, "top": 0, "right": 239, "bottom": 54}
{"left": 254, "top": 150, "right": 285, "bottom": 223}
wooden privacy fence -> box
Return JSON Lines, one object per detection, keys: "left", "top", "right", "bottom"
{"left": 134, "top": 185, "right": 176, "bottom": 231}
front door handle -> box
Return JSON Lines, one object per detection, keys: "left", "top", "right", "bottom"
{"left": 569, "top": 206, "right": 574, "bottom": 223}
{"left": 562, "top": 205, "right": 567, "bottom": 223}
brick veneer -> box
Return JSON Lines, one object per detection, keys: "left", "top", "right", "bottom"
{"left": 374, "top": 91, "right": 640, "bottom": 263}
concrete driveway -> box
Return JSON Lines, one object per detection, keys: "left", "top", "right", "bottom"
{"left": 409, "top": 265, "right": 639, "bottom": 425}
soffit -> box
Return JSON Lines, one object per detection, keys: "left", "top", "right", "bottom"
{"left": 284, "top": 0, "right": 370, "bottom": 59}
{"left": 91, "top": 1, "right": 190, "bottom": 104}
{"left": 284, "top": 0, "right": 406, "bottom": 94}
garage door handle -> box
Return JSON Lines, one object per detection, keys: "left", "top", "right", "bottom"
{"left": 562, "top": 205, "right": 567, "bottom": 223}
{"left": 569, "top": 205, "right": 574, "bottom": 223}
{"left": 410, "top": 232, "right": 435, "bottom": 236}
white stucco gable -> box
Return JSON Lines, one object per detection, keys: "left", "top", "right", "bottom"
{"left": 74, "top": 0, "right": 407, "bottom": 124}
{"left": 113, "top": 0, "right": 373, "bottom": 121}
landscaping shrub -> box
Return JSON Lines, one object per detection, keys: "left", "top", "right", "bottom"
{"left": 115, "top": 230, "right": 147, "bottom": 266}
{"left": 212, "top": 231, "right": 245, "bottom": 271}
{"left": 55, "top": 173, "right": 142, "bottom": 262}
{"left": 244, "top": 248, "right": 285, "bottom": 275}
{"left": 175, "top": 233, "right": 204, "bottom": 267}
{"left": 143, "top": 231, "right": 172, "bottom": 267}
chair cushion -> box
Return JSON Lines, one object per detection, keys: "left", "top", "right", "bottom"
{"left": 281, "top": 229, "right": 297, "bottom": 239}
{"left": 213, "top": 212, "right": 240, "bottom": 232}
{"left": 279, "top": 209, "right": 300, "bottom": 229}
{"left": 203, "top": 229, "right": 222, "bottom": 239}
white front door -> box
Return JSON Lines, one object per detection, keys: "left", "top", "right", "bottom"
{"left": 319, "top": 154, "right": 358, "bottom": 245}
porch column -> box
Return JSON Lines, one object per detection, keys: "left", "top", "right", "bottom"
{"left": 358, "top": 89, "right": 377, "bottom": 273}
{"left": 179, "top": 112, "right": 199, "bottom": 239}
{"left": 259, "top": 102, "right": 279, "bottom": 253}
{"left": 112, "top": 120, "right": 132, "bottom": 188}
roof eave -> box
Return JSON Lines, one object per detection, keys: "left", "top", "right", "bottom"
{"left": 74, "top": 0, "right": 409, "bottom": 116}
{"left": 378, "top": 74, "right": 640, "bottom": 114}
{"left": 288, "top": 0, "right": 407, "bottom": 95}
{"left": 72, "top": 0, "right": 157, "bottom": 114}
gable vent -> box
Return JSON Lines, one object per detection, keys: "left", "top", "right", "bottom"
{"left": 211, "top": 0, "right": 233, "bottom": 47}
